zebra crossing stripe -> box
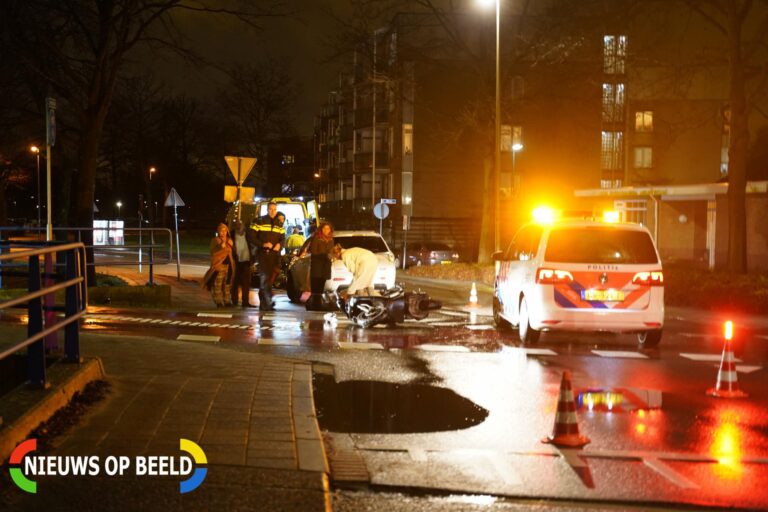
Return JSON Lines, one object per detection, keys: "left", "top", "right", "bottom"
{"left": 177, "top": 334, "right": 220, "bottom": 342}
{"left": 416, "top": 344, "right": 470, "bottom": 353}
{"left": 439, "top": 310, "right": 470, "bottom": 318}
{"left": 680, "top": 353, "right": 743, "bottom": 362}
{"left": 337, "top": 342, "right": 384, "bottom": 350}
{"left": 465, "top": 324, "right": 494, "bottom": 331}
{"left": 592, "top": 350, "right": 648, "bottom": 359}
{"left": 258, "top": 339, "right": 300, "bottom": 346}
{"left": 197, "top": 313, "right": 232, "bottom": 318}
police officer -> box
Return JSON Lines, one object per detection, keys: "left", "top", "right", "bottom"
{"left": 252, "top": 201, "right": 285, "bottom": 310}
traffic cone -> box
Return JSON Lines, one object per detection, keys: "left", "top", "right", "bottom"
{"left": 707, "top": 338, "right": 748, "bottom": 398}
{"left": 542, "top": 370, "right": 591, "bottom": 448}
{"left": 467, "top": 282, "right": 479, "bottom": 308}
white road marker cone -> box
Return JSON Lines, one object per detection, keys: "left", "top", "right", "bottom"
{"left": 467, "top": 282, "right": 479, "bottom": 308}
{"left": 707, "top": 320, "right": 748, "bottom": 398}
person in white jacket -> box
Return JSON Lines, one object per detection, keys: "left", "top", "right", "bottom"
{"left": 334, "top": 244, "right": 379, "bottom": 296}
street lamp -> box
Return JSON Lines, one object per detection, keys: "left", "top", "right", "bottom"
{"left": 29, "top": 145, "right": 41, "bottom": 232}
{"left": 149, "top": 166, "right": 156, "bottom": 180}
{"left": 477, "top": 0, "right": 502, "bottom": 252}
{"left": 116, "top": 201, "right": 122, "bottom": 219}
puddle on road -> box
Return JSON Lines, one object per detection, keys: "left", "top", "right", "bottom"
{"left": 575, "top": 387, "right": 663, "bottom": 413}
{"left": 313, "top": 373, "right": 488, "bottom": 434}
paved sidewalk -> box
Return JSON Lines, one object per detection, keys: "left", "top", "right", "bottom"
{"left": 1, "top": 330, "right": 329, "bottom": 511}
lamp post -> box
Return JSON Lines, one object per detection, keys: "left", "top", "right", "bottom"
{"left": 116, "top": 201, "right": 122, "bottom": 220}
{"left": 478, "top": 0, "right": 501, "bottom": 252}
{"left": 30, "top": 146, "right": 41, "bottom": 233}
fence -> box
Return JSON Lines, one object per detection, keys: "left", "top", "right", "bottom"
{"left": 0, "top": 243, "right": 87, "bottom": 398}
{"left": 0, "top": 227, "right": 176, "bottom": 287}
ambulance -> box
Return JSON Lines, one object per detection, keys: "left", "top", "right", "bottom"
{"left": 493, "top": 208, "right": 664, "bottom": 347}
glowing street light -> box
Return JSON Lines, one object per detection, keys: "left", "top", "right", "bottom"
{"left": 30, "top": 145, "right": 41, "bottom": 231}
{"left": 477, "top": 0, "right": 502, "bottom": 252}
{"left": 116, "top": 201, "right": 123, "bottom": 219}
{"left": 149, "top": 166, "right": 156, "bottom": 180}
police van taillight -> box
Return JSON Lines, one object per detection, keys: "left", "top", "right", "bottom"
{"left": 536, "top": 268, "right": 574, "bottom": 284}
{"left": 632, "top": 271, "right": 664, "bottom": 286}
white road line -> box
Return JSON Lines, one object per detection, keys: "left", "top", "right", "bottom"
{"left": 416, "top": 344, "right": 471, "bottom": 353}
{"left": 642, "top": 458, "right": 699, "bottom": 489}
{"left": 465, "top": 324, "right": 494, "bottom": 331}
{"left": 177, "top": 334, "right": 220, "bottom": 342}
{"left": 428, "top": 322, "right": 467, "bottom": 327}
{"left": 168, "top": 320, "right": 182, "bottom": 325}
{"left": 238, "top": 325, "right": 251, "bottom": 329}
{"left": 439, "top": 310, "right": 470, "bottom": 318}
{"left": 258, "top": 339, "right": 300, "bottom": 346}
{"left": 680, "top": 332, "right": 718, "bottom": 338}
{"left": 197, "top": 313, "right": 232, "bottom": 318}
{"left": 521, "top": 348, "right": 558, "bottom": 356}
{"left": 337, "top": 342, "right": 384, "bottom": 350}
{"left": 733, "top": 365, "right": 762, "bottom": 373}
{"left": 592, "top": 350, "right": 648, "bottom": 359}
{"left": 680, "top": 353, "right": 743, "bottom": 362}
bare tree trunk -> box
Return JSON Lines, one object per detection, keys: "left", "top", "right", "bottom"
{"left": 477, "top": 157, "right": 495, "bottom": 263}
{"left": 726, "top": 3, "right": 749, "bottom": 274}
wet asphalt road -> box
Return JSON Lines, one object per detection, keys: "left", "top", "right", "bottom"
{"left": 2, "top": 285, "right": 768, "bottom": 510}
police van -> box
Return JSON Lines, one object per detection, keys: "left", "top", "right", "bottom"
{"left": 493, "top": 209, "right": 664, "bottom": 347}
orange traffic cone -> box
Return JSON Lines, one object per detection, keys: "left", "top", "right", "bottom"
{"left": 707, "top": 338, "right": 748, "bottom": 398}
{"left": 467, "top": 282, "right": 479, "bottom": 308}
{"left": 542, "top": 370, "right": 591, "bottom": 448}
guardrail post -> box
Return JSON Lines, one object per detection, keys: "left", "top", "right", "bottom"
{"left": 44, "top": 252, "right": 58, "bottom": 350}
{"left": 0, "top": 229, "right": 5, "bottom": 289}
{"left": 64, "top": 249, "right": 82, "bottom": 363}
{"left": 149, "top": 231, "right": 155, "bottom": 285}
{"left": 27, "top": 255, "right": 48, "bottom": 389}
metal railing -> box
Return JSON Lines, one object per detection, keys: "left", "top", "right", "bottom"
{"left": 0, "top": 242, "right": 87, "bottom": 391}
{"left": 0, "top": 226, "right": 176, "bottom": 286}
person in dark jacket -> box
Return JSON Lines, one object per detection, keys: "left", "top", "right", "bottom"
{"left": 230, "top": 219, "right": 256, "bottom": 307}
{"left": 300, "top": 221, "right": 334, "bottom": 311}
{"left": 252, "top": 202, "right": 285, "bottom": 311}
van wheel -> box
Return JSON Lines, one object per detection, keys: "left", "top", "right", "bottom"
{"left": 638, "top": 329, "right": 662, "bottom": 348}
{"left": 518, "top": 296, "right": 540, "bottom": 343}
{"left": 286, "top": 273, "right": 301, "bottom": 303}
{"left": 493, "top": 296, "right": 510, "bottom": 329}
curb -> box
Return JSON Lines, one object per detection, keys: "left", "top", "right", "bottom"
{"left": 291, "top": 363, "right": 329, "bottom": 474}
{"left": 0, "top": 357, "right": 105, "bottom": 463}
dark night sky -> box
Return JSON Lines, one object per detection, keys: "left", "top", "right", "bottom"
{"left": 143, "top": 0, "right": 351, "bottom": 135}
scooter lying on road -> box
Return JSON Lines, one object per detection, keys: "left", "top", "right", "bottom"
{"left": 330, "top": 285, "right": 442, "bottom": 329}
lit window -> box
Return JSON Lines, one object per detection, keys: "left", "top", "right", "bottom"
{"left": 635, "top": 111, "right": 653, "bottom": 132}
{"left": 282, "top": 154, "right": 295, "bottom": 165}
{"left": 633, "top": 147, "right": 652, "bottom": 168}
{"left": 402, "top": 124, "right": 413, "bottom": 155}
{"left": 601, "top": 131, "right": 624, "bottom": 170}
{"left": 721, "top": 107, "right": 730, "bottom": 176}
{"left": 602, "top": 83, "right": 625, "bottom": 122}
{"left": 603, "top": 35, "right": 627, "bottom": 75}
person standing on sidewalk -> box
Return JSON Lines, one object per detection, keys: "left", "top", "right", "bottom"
{"left": 300, "top": 221, "right": 334, "bottom": 311}
{"left": 201, "top": 223, "right": 235, "bottom": 307}
{"left": 230, "top": 219, "right": 255, "bottom": 307}
{"left": 333, "top": 244, "right": 379, "bottom": 297}
{"left": 252, "top": 202, "right": 285, "bottom": 311}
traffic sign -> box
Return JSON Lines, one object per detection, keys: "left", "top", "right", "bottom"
{"left": 164, "top": 188, "right": 185, "bottom": 207}
{"left": 224, "top": 156, "right": 257, "bottom": 184}
{"left": 380, "top": 198, "right": 397, "bottom": 205}
{"left": 373, "top": 203, "right": 389, "bottom": 220}
{"left": 224, "top": 186, "right": 255, "bottom": 203}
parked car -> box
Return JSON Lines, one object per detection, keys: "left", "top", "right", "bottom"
{"left": 404, "top": 242, "right": 460, "bottom": 267}
{"left": 286, "top": 231, "right": 398, "bottom": 303}
{"left": 493, "top": 214, "right": 664, "bottom": 347}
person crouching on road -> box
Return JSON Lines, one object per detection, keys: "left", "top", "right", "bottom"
{"left": 201, "top": 223, "right": 235, "bottom": 307}
{"left": 300, "top": 221, "right": 334, "bottom": 311}
{"left": 253, "top": 201, "right": 285, "bottom": 311}
{"left": 333, "top": 244, "right": 379, "bottom": 298}
{"left": 230, "top": 219, "right": 255, "bottom": 308}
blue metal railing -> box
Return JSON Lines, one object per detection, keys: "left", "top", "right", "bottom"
{"left": 0, "top": 243, "right": 87, "bottom": 390}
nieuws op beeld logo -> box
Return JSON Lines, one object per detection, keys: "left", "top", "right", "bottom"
{"left": 8, "top": 438, "right": 207, "bottom": 494}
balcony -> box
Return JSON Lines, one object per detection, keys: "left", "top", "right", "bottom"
{"left": 354, "top": 108, "right": 389, "bottom": 127}
{"left": 354, "top": 152, "right": 389, "bottom": 171}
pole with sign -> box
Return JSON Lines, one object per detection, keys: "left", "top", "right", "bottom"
{"left": 164, "top": 188, "right": 185, "bottom": 280}
{"left": 224, "top": 156, "right": 257, "bottom": 220}
{"left": 45, "top": 97, "right": 56, "bottom": 241}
